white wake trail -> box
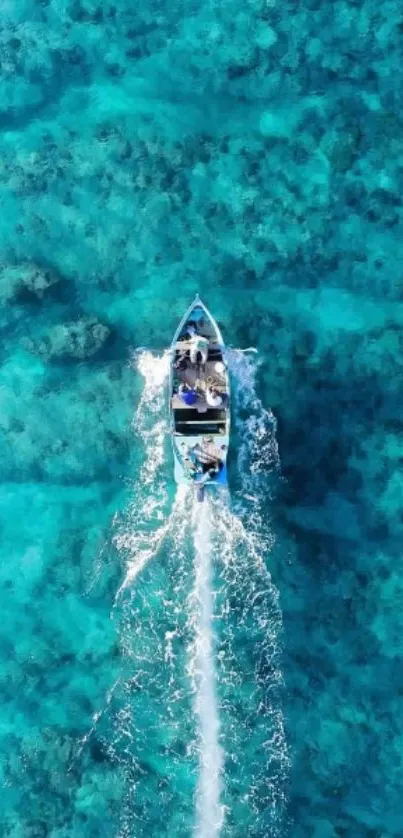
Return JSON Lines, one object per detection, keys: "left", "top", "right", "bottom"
{"left": 114, "top": 349, "right": 170, "bottom": 600}
{"left": 191, "top": 500, "right": 225, "bottom": 838}
{"left": 110, "top": 345, "right": 288, "bottom": 836}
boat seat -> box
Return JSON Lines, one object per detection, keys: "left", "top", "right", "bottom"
{"left": 174, "top": 340, "right": 220, "bottom": 352}
{"left": 173, "top": 408, "right": 227, "bottom": 423}
{"left": 207, "top": 347, "right": 223, "bottom": 361}
{"left": 174, "top": 422, "right": 226, "bottom": 436}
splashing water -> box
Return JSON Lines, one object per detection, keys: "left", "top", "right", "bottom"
{"left": 223, "top": 350, "right": 289, "bottom": 833}
{"left": 108, "top": 348, "right": 288, "bottom": 837}
{"left": 111, "top": 350, "right": 198, "bottom": 837}
{"left": 114, "top": 349, "right": 171, "bottom": 599}
{"left": 227, "top": 347, "right": 281, "bottom": 480}
{"left": 134, "top": 348, "right": 171, "bottom": 480}
{"left": 190, "top": 499, "right": 225, "bottom": 838}
{"left": 113, "top": 484, "right": 197, "bottom": 838}
{"left": 212, "top": 495, "right": 289, "bottom": 834}
{"left": 227, "top": 348, "right": 281, "bottom": 533}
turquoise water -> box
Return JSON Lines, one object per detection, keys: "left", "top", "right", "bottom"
{"left": 1, "top": 0, "right": 402, "bottom": 836}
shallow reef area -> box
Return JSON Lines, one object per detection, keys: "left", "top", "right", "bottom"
{"left": 0, "top": 0, "right": 402, "bottom": 835}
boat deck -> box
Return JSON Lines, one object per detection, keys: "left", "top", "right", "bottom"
{"left": 170, "top": 296, "right": 230, "bottom": 488}
{"left": 174, "top": 339, "right": 221, "bottom": 351}
{"left": 172, "top": 359, "right": 227, "bottom": 408}
{"left": 175, "top": 434, "right": 228, "bottom": 464}
{"left": 172, "top": 358, "right": 229, "bottom": 433}
{"left": 171, "top": 394, "right": 207, "bottom": 411}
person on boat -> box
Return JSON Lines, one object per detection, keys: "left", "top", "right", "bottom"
{"left": 184, "top": 457, "right": 202, "bottom": 477}
{"left": 208, "top": 460, "right": 223, "bottom": 479}
{"left": 198, "top": 459, "right": 223, "bottom": 484}
{"left": 174, "top": 350, "right": 189, "bottom": 371}
{"left": 184, "top": 447, "right": 203, "bottom": 477}
{"left": 189, "top": 447, "right": 203, "bottom": 470}
{"left": 205, "top": 386, "right": 223, "bottom": 408}
{"left": 189, "top": 333, "right": 209, "bottom": 366}
{"left": 178, "top": 382, "right": 198, "bottom": 406}
{"left": 186, "top": 322, "right": 198, "bottom": 338}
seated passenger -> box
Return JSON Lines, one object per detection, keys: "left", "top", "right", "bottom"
{"left": 178, "top": 383, "right": 198, "bottom": 406}
{"left": 190, "top": 334, "right": 209, "bottom": 365}
{"left": 206, "top": 386, "right": 223, "bottom": 408}
{"left": 174, "top": 351, "right": 189, "bottom": 371}
{"left": 184, "top": 457, "right": 202, "bottom": 477}
{"left": 188, "top": 447, "right": 203, "bottom": 472}
{"left": 208, "top": 460, "right": 224, "bottom": 479}
{"left": 186, "top": 321, "right": 198, "bottom": 338}
{"left": 199, "top": 460, "right": 223, "bottom": 483}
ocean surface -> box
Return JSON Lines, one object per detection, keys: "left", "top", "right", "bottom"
{"left": 0, "top": 1, "right": 402, "bottom": 836}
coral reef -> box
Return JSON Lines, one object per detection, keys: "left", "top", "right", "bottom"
{"left": 23, "top": 316, "right": 111, "bottom": 361}
{"left": 0, "top": 0, "right": 402, "bottom": 835}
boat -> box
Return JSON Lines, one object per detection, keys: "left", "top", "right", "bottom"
{"left": 169, "top": 295, "right": 230, "bottom": 501}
